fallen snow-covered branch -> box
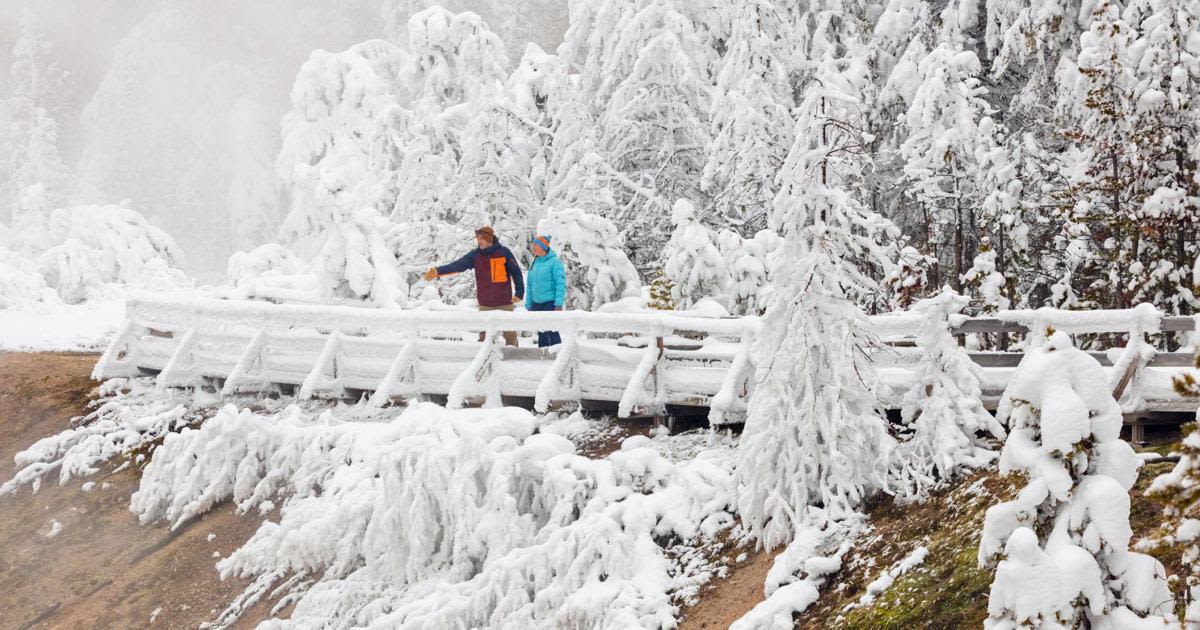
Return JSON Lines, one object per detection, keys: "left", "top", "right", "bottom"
{"left": 132, "top": 402, "right": 738, "bottom": 628}
{"left": 0, "top": 379, "right": 192, "bottom": 495}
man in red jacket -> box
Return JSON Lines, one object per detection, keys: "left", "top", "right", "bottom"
{"left": 423, "top": 226, "right": 524, "bottom": 346}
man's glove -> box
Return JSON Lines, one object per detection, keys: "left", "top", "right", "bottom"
{"left": 423, "top": 268, "right": 439, "bottom": 281}
{"left": 512, "top": 295, "right": 521, "bottom": 305}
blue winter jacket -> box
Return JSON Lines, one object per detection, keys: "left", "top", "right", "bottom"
{"left": 525, "top": 249, "right": 566, "bottom": 309}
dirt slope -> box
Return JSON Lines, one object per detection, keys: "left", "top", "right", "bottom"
{"left": 0, "top": 352, "right": 279, "bottom": 630}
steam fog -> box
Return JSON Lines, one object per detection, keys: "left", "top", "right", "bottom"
{"left": 2, "top": 1, "right": 567, "bottom": 277}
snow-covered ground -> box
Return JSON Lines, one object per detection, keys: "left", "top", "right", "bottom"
{"left": 0, "top": 299, "right": 124, "bottom": 352}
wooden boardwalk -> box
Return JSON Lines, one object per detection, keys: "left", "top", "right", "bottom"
{"left": 95, "top": 296, "right": 1198, "bottom": 441}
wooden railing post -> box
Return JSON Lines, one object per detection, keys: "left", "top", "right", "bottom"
{"left": 222, "top": 328, "right": 268, "bottom": 397}
{"left": 299, "top": 331, "right": 343, "bottom": 400}
{"left": 156, "top": 327, "right": 198, "bottom": 389}
{"left": 369, "top": 331, "right": 421, "bottom": 407}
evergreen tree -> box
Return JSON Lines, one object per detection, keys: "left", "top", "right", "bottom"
{"left": 737, "top": 53, "right": 900, "bottom": 549}
{"left": 5, "top": 7, "right": 68, "bottom": 246}
{"left": 600, "top": 3, "right": 714, "bottom": 271}
{"left": 275, "top": 40, "right": 406, "bottom": 256}
{"left": 702, "top": 0, "right": 795, "bottom": 233}
{"left": 980, "top": 332, "right": 1174, "bottom": 627}
{"left": 890, "top": 289, "right": 1005, "bottom": 502}
{"left": 1121, "top": 0, "right": 1200, "bottom": 313}
{"left": 883, "top": 244, "right": 937, "bottom": 310}
{"left": 663, "top": 199, "right": 731, "bottom": 309}
{"left": 898, "top": 43, "right": 999, "bottom": 289}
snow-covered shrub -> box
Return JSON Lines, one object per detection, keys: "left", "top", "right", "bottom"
{"left": 883, "top": 245, "right": 936, "bottom": 310}
{"left": 225, "top": 243, "right": 319, "bottom": 302}
{"left": 537, "top": 207, "right": 641, "bottom": 309}
{"left": 35, "top": 204, "right": 187, "bottom": 303}
{"left": 979, "top": 331, "right": 1175, "bottom": 627}
{"left": 719, "top": 228, "right": 781, "bottom": 315}
{"left": 0, "top": 245, "right": 54, "bottom": 308}
{"left": 663, "top": 199, "right": 731, "bottom": 310}
{"left": 311, "top": 207, "right": 405, "bottom": 306}
{"left": 227, "top": 244, "right": 306, "bottom": 290}
{"left": 132, "top": 402, "right": 736, "bottom": 628}
{"left": 890, "top": 290, "right": 1005, "bottom": 502}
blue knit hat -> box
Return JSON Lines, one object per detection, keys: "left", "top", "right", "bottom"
{"left": 531, "top": 235, "right": 551, "bottom": 251}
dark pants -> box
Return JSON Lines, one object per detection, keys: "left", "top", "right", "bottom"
{"left": 528, "top": 301, "right": 562, "bottom": 347}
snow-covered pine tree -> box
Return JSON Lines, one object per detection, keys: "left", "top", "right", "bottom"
{"left": 376, "top": 8, "right": 515, "bottom": 299}
{"left": 864, "top": 0, "right": 934, "bottom": 265}
{"left": 382, "top": 7, "right": 510, "bottom": 233}
{"left": 962, "top": 237, "right": 1009, "bottom": 314}
{"left": 702, "top": 0, "right": 795, "bottom": 233}
{"left": 599, "top": 0, "right": 715, "bottom": 271}
{"left": 556, "top": 0, "right": 634, "bottom": 116}
{"left": 890, "top": 289, "right": 1006, "bottom": 502}
{"left": 275, "top": 39, "right": 406, "bottom": 257}
{"left": 737, "top": 51, "right": 900, "bottom": 549}
{"left": 381, "top": 0, "right": 546, "bottom": 61}
{"left": 1142, "top": 419, "right": 1200, "bottom": 626}
{"left": 979, "top": 331, "right": 1174, "bottom": 627}
{"left": 1141, "top": 314, "right": 1199, "bottom": 625}
{"left": 1058, "top": 0, "right": 1192, "bottom": 312}
{"left": 985, "top": 0, "right": 1086, "bottom": 113}
{"left": 4, "top": 7, "right": 68, "bottom": 248}
{"left": 452, "top": 87, "right": 540, "bottom": 252}
{"left": 1120, "top": 0, "right": 1200, "bottom": 314}
{"left": 977, "top": 0, "right": 1081, "bottom": 309}
{"left": 663, "top": 199, "right": 730, "bottom": 309}
{"left": 899, "top": 42, "right": 1000, "bottom": 289}
{"left": 973, "top": 130, "right": 1041, "bottom": 311}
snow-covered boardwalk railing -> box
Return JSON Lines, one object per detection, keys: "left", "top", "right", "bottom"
{"left": 94, "top": 295, "right": 763, "bottom": 424}
{"left": 95, "top": 295, "right": 1198, "bottom": 431}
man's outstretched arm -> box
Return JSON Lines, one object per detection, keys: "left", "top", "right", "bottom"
{"left": 428, "top": 250, "right": 476, "bottom": 278}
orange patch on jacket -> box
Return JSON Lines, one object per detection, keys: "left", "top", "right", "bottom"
{"left": 489, "top": 257, "right": 507, "bottom": 283}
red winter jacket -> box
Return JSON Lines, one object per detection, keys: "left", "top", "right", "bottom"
{"left": 436, "top": 242, "right": 525, "bottom": 307}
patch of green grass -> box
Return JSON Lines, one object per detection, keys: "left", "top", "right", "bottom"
{"left": 833, "top": 521, "right": 991, "bottom": 629}
{"left": 1137, "top": 440, "right": 1182, "bottom": 457}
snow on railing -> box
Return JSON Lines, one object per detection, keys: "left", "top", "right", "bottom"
{"left": 95, "top": 294, "right": 1199, "bottom": 428}
{"left": 96, "top": 293, "right": 763, "bottom": 424}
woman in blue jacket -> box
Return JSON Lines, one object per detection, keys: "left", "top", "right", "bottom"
{"left": 525, "top": 235, "right": 566, "bottom": 347}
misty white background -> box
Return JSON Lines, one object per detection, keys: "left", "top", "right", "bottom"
{"left": 0, "top": 1, "right": 566, "bottom": 278}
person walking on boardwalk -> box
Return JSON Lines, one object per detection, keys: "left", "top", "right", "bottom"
{"left": 525, "top": 235, "right": 566, "bottom": 348}
{"left": 423, "top": 226, "right": 524, "bottom": 346}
